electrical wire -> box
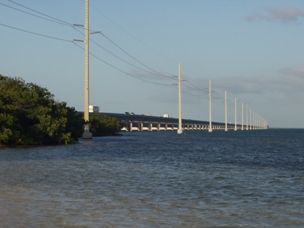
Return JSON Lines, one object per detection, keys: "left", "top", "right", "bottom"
{"left": 0, "top": 2, "right": 263, "bottom": 121}
{"left": 89, "top": 2, "right": 178, "bottom": 65}
{"left": 7, "top": 0, "right": 71, "bottom": 26}
{"left": 91, "top": 37, "right": 174, "bottom": 80}
{"left": 72, "top": 27, "right": 176, "bottom": 81}
{"left": 2, "top": 1, "right": 176, "bottom": 83}
{"left": 1, "top": 0, "right": 254, "bottom": 112}
{"left": 183, "top": 80, "right": 209, "bottom": 94}
{"left": 2, "top": 0, "right": 180, "bottom": 85}
{"left": 72, "top": 42, "right": 175, "bottom": 87}
{"left": 100, "top": 33, "right": 175, "bottom": 80}
{"left": 0, "top": 22, "right": 72, "bottom": 42}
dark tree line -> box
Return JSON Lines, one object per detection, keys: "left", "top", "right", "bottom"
{"left": 0, "top": 74, "right": 122, "bottom": 146}
{"left": 90, "top": 113, "right": 123, "bottom": 137}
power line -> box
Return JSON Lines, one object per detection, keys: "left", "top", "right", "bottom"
{"left": 92, "top": 36, "right": 172, "bottom": 79}
{"left": 2, "top": 1, "right": 211, "bottom": 98}
{"left": 0, "top": 22, "right": 72, "bottom": 42}
{"left": 6, "top": 0, "right": 71, "bottom": 26}
{"left": 2, "top": 1, "right": 178, "bottom": 84}
{"left": 3, "top": 1, "right": 174, "bottom": 83}
{"left": 9, "top": 0, "right": 177, "bottom": 83}
{"left": 1, "top": 0, "right": 176, "bottom": 85}
{"left": 172, "top": 84, "right": 205, "bottom": 97}
{"left": 73, "top": 27, "right": 175, "bottom": 81}
{"left": 89, "top": 4, "right": 210, "bottom": 93}
{"left": 72, "top": 42, "right": 175, "bottom": 87}
{"left": 90, "top": 2, "right": 215, "bottom": 93}
{"left": 0, "top": 1, "right": 261, "bottom": 120}
{"left": 182, "top": 84, "right": 206, "bottom": 96}
{"left": 100, "top": 33, "right": 175, "bottom": 80}
{"left": 89, "top": 2, "right": 178, "bottom": 65}
{"left": 184, "top": 80, "right": 208, "bottom": 94}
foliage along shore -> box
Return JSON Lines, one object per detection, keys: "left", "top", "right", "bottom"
{"left": 0, "top": 74, "right": 123, "bottom": 146}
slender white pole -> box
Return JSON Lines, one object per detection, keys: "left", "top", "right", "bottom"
{"left": 208, "top": 79, "right": 213, "bottom": 132}
{"left": 253, "top": 112, "right": 255, "bottom": 130}
{"left": 246, "top": 105, "right": 248, "bottom": 130}
{"left": 252, "top": 110, "right": 254, "bottom": 130}
{"left": 250, "top": 109, "right": 252, "bottom": 130}
{"left": 225, "top": 91, "right": 228, "bottom": 131}
{"left": 241, "top": 103, "right": 244, "bottom": 130}
{"left": 82, "top": 0, "right": 92, "bottom": 139}
{"left": 256, "top": 114, "right": 258, "bottom": 129}
{"left": 234, "top": 98, "right": 237, "bottom": 131}
{"left": 177, "top": 63, "right": 183, "bottom": 134}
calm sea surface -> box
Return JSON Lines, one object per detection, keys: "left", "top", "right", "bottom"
{"left": 0, "top": 129, "right": 303, "bottom": 227}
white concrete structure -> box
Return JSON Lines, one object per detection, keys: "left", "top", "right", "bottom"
{"left": 177, "top": 63, "right": 183, "bottom": 134}
{"left": 209, "top": 79, "right": 213, "bottom": 132}
{"left": 225, "top": 91, "right": 228, "bottom": 132}
{"left": 89, "top": 105, "right": 99, "bottom": 113}
{"left": 82, "top": 0, "right": 92, "bottom": 139}
{"left": 234, "top": 98, "right": 237, "bottom": 131}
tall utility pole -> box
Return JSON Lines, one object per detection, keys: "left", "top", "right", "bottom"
{"left": 234, "top": 98, "right": 237, "bottom": 131}
{"left": 208, "top": 79, "right": 213, "bottom": 132}
{"left": 252, "top": 112, "right": 255, "bottom": 130}
{"left": 246, "top": 105, "right": 249, "bottom": 130}
{"left": 177, "top": 63, "right": 183, "bottom": 134}
{"left": 82, "top": 0, "right": 92, "bottom": 139}
{"left": 241, "top": 103, "right": 244, "bottom": 130}
{"left": 225, "top": 91, "right": 228, "bottom": 132}
{"left": 250, "top": 109, "right": 252, "bottom": 130}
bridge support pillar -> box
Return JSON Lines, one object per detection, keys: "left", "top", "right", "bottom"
{"left": 140, "top": 121, "right": 143, "bottom": 131}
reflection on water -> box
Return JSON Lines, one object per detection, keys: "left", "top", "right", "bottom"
{"left": 0, "top": 129, "right": 304, "bottom": 227}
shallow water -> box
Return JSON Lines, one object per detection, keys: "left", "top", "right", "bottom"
{"left": 0, "top": 129, "right": 304, "bottom": 227}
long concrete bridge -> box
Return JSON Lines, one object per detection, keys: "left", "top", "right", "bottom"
{"left": 101, "top": 112, "right": 242, "bottom": 132}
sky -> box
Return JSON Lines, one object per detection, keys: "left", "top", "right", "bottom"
{"left": 1, "top": 0, "right": 304, "bottom": 128}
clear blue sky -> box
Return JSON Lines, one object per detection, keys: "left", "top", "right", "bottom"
{"left": 1, "top": 0, "right": 304, "bottom": 128}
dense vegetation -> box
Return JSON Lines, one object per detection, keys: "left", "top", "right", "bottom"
{"left": 90, "top": 113, "right": 123, "bottom": 137}
{"left": 0, "top": 75, "right": 122, "bottom": 146}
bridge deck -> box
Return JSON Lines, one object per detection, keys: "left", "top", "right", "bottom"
{"left": 101, "top": 112, "right": 239, "bottom": 132}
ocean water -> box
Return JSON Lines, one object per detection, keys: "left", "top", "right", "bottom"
{"left": 0, "top": 129, "right": 303, "bottom": 227}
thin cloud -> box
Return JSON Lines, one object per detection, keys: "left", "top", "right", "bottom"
{"left": 246, "top": 6, "right": 304, "bottom": 23}
{"left": 212, "top": 76, "right": 271, "bottom": 95}
{"left": 280, "top": 67, "right": 304, "bottom": 89}
{"left": 281, "top": 67, "right": 304, "bottom": 80}
{"left": 141, "top": 66, "right": 304, "bottom": 105}
{"left": 182, "top": 66, "right": 304, "bottom": 97}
